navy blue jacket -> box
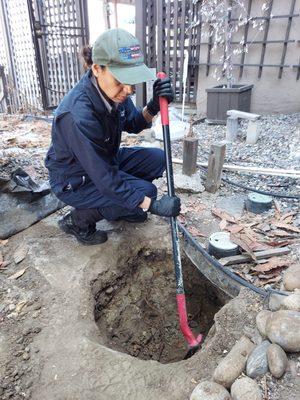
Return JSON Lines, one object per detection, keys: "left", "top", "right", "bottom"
{"left": 45, "top": 69, "right": 151, "bottom": 210}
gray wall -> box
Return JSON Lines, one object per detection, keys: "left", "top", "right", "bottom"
{"left": 196, "top": 0, "right": 300, "bottom": 115}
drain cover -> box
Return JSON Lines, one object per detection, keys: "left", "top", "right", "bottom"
{"left": 208, "top": 232, "right": 239, "bottom": 259}
{"left": 245, "top": 192, "right": 273, "bottom": 214}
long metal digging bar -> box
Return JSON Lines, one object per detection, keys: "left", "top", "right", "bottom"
{"left": 157, "top": 71, "right": 202, "bottom": 359}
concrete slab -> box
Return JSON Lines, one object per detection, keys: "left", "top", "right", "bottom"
{"left": 174, "top": 172, "right": 205, "bottom": 193}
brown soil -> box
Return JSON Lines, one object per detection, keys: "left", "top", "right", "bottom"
{"left": 92, "top": 249, "right": 228, "bottom": 363}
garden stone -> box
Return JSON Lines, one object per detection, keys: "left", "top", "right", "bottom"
{"left": 265, "top": 310, "right": 300, "bottom": 352}
{"left": 246, "top": 340, "right": 271, "bottom": 378}
{"left": 267, "top": 344, "right": 288, "bottom": 378}
{"left": 213, "top": 336, "right": 255, "bottom": 388}
{"left": 190, "top": 381, "right": 231, "bottom": 400}
{"left": 231, "top": 377, "right": 262, "bottom": 400}
{"left": 283, "top": 265, "right": 300, "bottom": 291}
{"left": 281, "top": 290, "right": 300, "bottom": 312}
{"left": 256, "top": 310, "right": 272, "bottom": 337}
{"left": 268, "top": 293, "right": 284, "bottom": 311}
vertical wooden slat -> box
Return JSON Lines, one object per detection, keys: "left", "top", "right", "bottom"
{"left": 258, "top": 0, "right": 273, "bottom": 78}
{"left": 69, "top": 0, "right": 77, "bottom": 88}
{"left": 278, "top": 0, "right": 296, "bottom": 78}
{"left": 61, "top": 0, "right": 71, "bottom": 94}
{"left": 135, "top": 0, "right": 147, "bottom": 107}
{"left": 34, "top": 0, "right": 50, "bottom": 105}
{"left": 148, "top": 0, "right": 156, "bottom": 68}
{"left": 156, "top": 0, "right": 164, "bottom": 72}
{"left": 186, "top": 1, "right": 194, "bottom": 102}
{"left": 165, "top": 0, "right": 172, "bottom": 76}
{"left": 206, "top": 24, "right": 213, "bottom": 76}
{"left": 172, "top": 0, "right": 179, "bottom": 96}
{"left": 193, "top": 0, "right": 202, "bottom": 101}
{"left": 178, "top": 0, "right": 186, "bottom": 101}
{"left": 0, "top": 0, "right": 17, "bottom": 92}
{"left": 239, "top": 0, "right": 252, "bottom": 79}
{"left": 297, "top": 57, "right": 300, "bottom": 80}
{"left": 27, "top": 0, "right": 48, "bottom": 108}
{"left": 53, "top": 0, "right": 60, "bottom": 104}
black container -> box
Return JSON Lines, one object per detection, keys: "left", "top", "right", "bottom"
{"left": 245, "top": 193, "right": 273, "bottom": 214}
{"left": 208, "top": 232, "right": 240, "bottom": 259}
{"left": 206, "top": 84, "right": 253, "bottom": 124}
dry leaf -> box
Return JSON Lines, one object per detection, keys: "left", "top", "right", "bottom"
{"left": 272, "top": 229, "right": 294, "bottom": 238}
{"left": 13, "top": 244, "right": 29, "bottom": 264}
{"left": 0, "top": 239, "right": 8, "bottom": 246}
{"left": 265, "top": 240, "right": 293, "bottom": 247}
{"left": 252, "top": 257, "right": 289, "bottom": 273}
{"left": 177, "top": 215, "right": 187, "bottom": 225}
{"left": 233, "top": 270, "right": 246, "bottom": 280}
{"left": 8, "top": 267, "right": 28, "bottom": 280}
{"left": 244, "top": 227, "right": 258, "bottom": 242}
{"left": 192, "top": 202, "right": 206, "bottom": 214}
{"left": 281, "top": 215, "right": 294, "bottom": 224}
{"left": 219, "top": 220, "right": 227, "bottom": 230}
{"left": 258, "top": 270, "right": 282, "bottom": 279}
{"left": 187, "top": 226, "right": 206, "bottom": 237}
{"left": 272, "top": 221, "right": 300, "bottom": 233}
{"left": 0, "top": 260, "right": 10, "bottom": 269}
{"left": 15, "top": 301, "right": 27, "bottom": 313}
{"left": 226, "top": 224, "right": 244, "bottom": 234}
{"left": 230, "top": 233, "right": 256, "bottom": 260}
{"left": 212, "top": 208, "right": 236, "bottom": 223}
{"left": 257, "top": 276, "right": 281, "bottom": 286}
{"left": 273, "top": 200, "right": 281, "bottom": 218}
{"left": 280, "top": 211, "right": 296, "bottom": 222}
{"left": 256, "top": 223, "right": 271, "bottom": 233}
{"left": 180, "top": 205, "right": 188, "bottom": 215}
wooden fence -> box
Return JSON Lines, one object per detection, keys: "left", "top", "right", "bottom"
{"left": 135, "top": 0, "right": 300, "bottom": 107}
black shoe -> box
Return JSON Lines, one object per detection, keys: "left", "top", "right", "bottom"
{"left": 58, "top": 212, "right": 108, "bottom": 245}
{"left": 119, "top": 213, "right": 148, "bottom": 223}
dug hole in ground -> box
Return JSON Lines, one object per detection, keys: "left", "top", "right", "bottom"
{"left": 0, "top": 115, "right": 299, "bottom": 399}
{"left": 0, "top": 213, "right": 298, "bottom": 400}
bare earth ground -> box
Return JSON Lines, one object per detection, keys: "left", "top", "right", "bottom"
{"left": 0, "top": 115, "right": 299, "bottom": 399}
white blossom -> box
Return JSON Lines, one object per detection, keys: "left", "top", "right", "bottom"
{"left": 190, "top": 0, "right": 267, "bottom": 87}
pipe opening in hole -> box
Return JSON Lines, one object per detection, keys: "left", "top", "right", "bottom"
{"left": 91, "top": 249, "right": 229, "bottom": 363}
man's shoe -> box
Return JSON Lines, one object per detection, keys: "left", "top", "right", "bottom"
{"left": 119, "top": 213, "right": 148, "bottom": 223}
{"left": 58, "top": 212, "right": 108, "bottom": 245}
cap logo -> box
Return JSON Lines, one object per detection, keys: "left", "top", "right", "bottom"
{"left": 119, "top": 45, "right": 142, "bottom": 61}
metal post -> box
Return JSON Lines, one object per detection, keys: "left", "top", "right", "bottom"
{"left": 26, "top": 0, "right": 48, "bottom": 110}
{"left": 0, "top": 65, "right": 11, "bottom": 113}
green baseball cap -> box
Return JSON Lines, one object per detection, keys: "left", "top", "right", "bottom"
{"left": 92, "top": 28, "right": 155, "bottom": 85}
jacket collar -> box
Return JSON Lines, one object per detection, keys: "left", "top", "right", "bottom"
{"left": 82, "top": 69, "right": 112, "bottom": 116}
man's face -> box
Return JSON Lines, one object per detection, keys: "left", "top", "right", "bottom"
{"left": 92, "top": 65, "right": 133, "bottom": 103}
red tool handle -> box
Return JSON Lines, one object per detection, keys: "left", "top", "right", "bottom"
{"left": 157, "top": 72, "right": 169, "bottom": 125}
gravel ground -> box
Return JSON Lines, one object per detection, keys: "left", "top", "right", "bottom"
{"left": 171, "top": 113, "right": 300, "bottom": 197}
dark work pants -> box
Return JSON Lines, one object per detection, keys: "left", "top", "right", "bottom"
{"left": 57, "top": 147, "right": 166, "bottom": 223}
